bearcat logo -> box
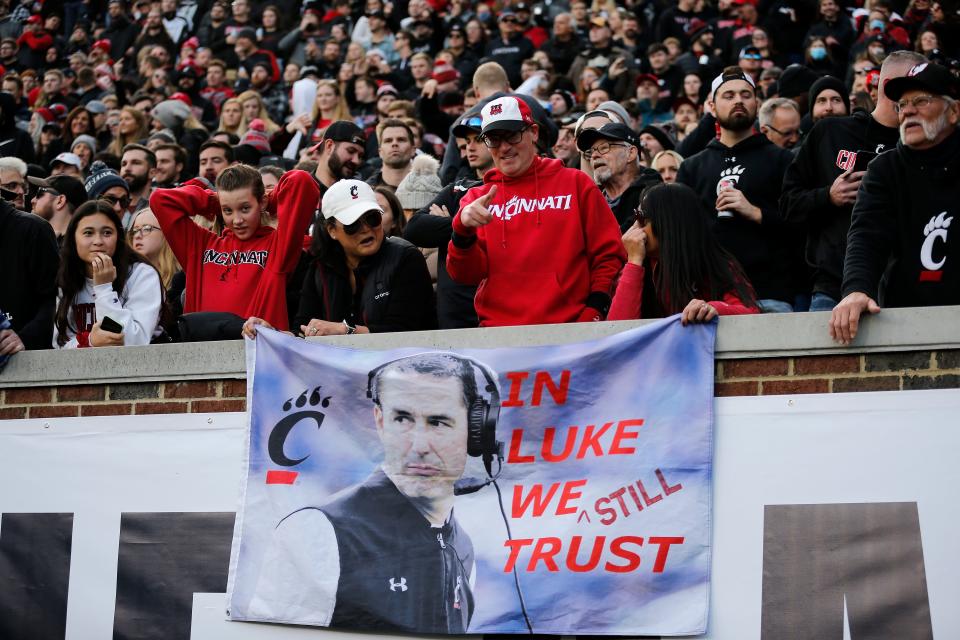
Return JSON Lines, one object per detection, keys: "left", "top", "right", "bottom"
{"left": 350, "top": 185, "right": 359, "bottom": 199}
{"left": 264, "top": 386, "right": 332, "bottom": 485}
{"left": 919, "top": 211, "right": 952, "bottom": 282}
{"left": 490, "top": 104, "right": 503, "bottom": 116}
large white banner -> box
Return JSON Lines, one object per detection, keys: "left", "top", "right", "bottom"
{"left": 0, "top": 389, "right": 958, "bottom": 639}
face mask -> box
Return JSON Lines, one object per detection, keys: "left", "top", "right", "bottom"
{"left": 870, "top": 19, "right": 885, "bottom": 31}
{"left": 810, "top": 46, "right": 827, "bottom": 60}
{"left": 870, "top": 47, "right": 886, "bottom": 61}
{"left": 477, "top": 11, "right": 490, "bottom": 21}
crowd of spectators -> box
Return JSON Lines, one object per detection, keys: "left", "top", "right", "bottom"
{"left": 1, "top": 0, "right": 959, "bottom": 359}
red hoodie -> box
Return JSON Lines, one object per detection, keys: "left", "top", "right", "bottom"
{"left": 447, "top": 156, "right": 626, "bottom": 327}
{"left": 149, "top": 170, "right": 319, "bottom": 330}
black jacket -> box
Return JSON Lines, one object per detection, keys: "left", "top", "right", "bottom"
{"left": 484, "top": 33, "right": 535, "bottom": 87}
{"left": 677, "top": 133, "right": 797, "bottom": 303}
{"left": 540, "top": 34, "right": 582, "bottom": 75}
{"left": 0, "top": 93, "right": 36, "bottom": 165}
{"left": 842, "top": 130, "right": 960, "bottom": 307}
{"left": 316, "top": 469, "right": 474, "bottom": 633}
{"left": 780, "top": 111, "right": 900, "bottom": 300}
{"left": 0, "top": 200, "right": 59, "bottom": 349}
{"left": 607, "top": 168, "right": 663, "bottom": 233}
{"left": 295, "top": 236, "right": 436, "bottom": 333}
{"left": 404, "top": 178, "right": 481, "bottom": 329}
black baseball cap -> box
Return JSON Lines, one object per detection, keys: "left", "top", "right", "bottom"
{"left": 885, "top": 62, "right": 960, "bottom": 101}
{"left": 321, "top": 120, "right": 366, "bottom": 146}
{"left": 29, "top": 175, "right": 88, "bottom": 210}
{"left": 452, "top": 114, "right": 483, "bottom": 138}
{"left": 576, "top": 122, "right": 640, "bottom": 152}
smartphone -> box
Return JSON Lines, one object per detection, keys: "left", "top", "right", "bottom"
{"left": 853, "top": 151, "right": 878, "bottom": 173}
{"left": 100, "top": 316, "right": 124, "bottom": 334}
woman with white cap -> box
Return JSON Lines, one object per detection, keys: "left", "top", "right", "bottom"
{"left": 243, "top": 179, "right": 435, "bottom": 338}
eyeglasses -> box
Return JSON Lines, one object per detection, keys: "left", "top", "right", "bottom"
{"left": 341, "top": 210, "right": 382, "bottom": 235}
{"left": 583, "top": 141, "right": 628, "bottom": 159}
{"left": 1, "top": 180, "right": 25, "bottom": 192}
{"left": 480, "top": 126, "right": 529, "bottom": 148}
{"left": 131, "top": 224, "right": 159, "bottom": 237}
{"left": 501, "top": 17, "right": 518, "bottom": 24}
{"left": 894, "top": 94, "right": 940, "bottom": 113}
{"left": 462, "top": 116, "right": 482, "bottom": 128}
{"left": 765, "top": 124, "right": 799, "bottom": 138}
{"left": 100, "top": 194, "right": 131, "bottom": 209}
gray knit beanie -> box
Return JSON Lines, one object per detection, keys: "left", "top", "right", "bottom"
{"left": 71, "top": 134, "right": 97, "bottom": 155}
{"left": 151, "top": 99, "right": 192, "bottom": 130}
{"left": 395, "top": 154, "right": 442, "bottom": 211}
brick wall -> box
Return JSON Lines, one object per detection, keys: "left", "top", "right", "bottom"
{"left": 2, "top": 350, "right": 958, "bottom": 420}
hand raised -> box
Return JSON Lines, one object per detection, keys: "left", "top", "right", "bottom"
{"left": 460, "top": 185, "right": 498, "bottom": 228}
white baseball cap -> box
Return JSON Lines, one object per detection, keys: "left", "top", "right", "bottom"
{"left": 480, "top": 96, "right": 534, "bottom": 135}
{"left": 321, "top": 179, "right": 383, "bottom": 226}
{"left": 52, "top": 152, "right": 83, "bottom": 169}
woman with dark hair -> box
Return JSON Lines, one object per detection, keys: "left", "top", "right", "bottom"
{"left": 53, "top": 201, "right": 164, "bottom": 347}
{"left": 244, "top": 179, "right": 435, "bottom": 337}
{"left": 373, "top": 186, "right": 404, "bottom": 236}
{"left": 63, "top": 106, "right": 93, "bottom": 149}
{"left": 464, "top": 18, "right": 488, "bottom": 58}
{"left": 608, "top": 183, "right": 760, "bottom": 323}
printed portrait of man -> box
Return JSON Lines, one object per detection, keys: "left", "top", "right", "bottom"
{"left": 248, "top": 352, "right": 502, "bottom": 633}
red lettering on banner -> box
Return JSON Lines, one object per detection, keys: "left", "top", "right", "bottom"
{"left": 502, "top": 371, "right": 529, "bottom": 407}
{"left": 508, "top": 419, "right": 646, "bottom": 463}
{"left": 512, "top": 479, "right": 586, "bottom": 517}
{"left": 507, "top": 429, "right": 535, "bottom": 463}
{"left": 512, "top": 482, "right": 560, "bottom": 517}
{"left": 502, "top": 536, "right": 683, "bottom": 573}
{"left": 606, "top": 536, "right": 645, "bottom": 573}
{"left": 567, "top": 536, "right": 605, "bottom": 572}
{"left": 595, "top": 469, "right": 683, "bottom": 525}
{"left": 576, "top": 422, "right": 612, "bottom": 458}
{"left": 542, "top": 426, "right": 578, "bottom": 462}
{"left": 265, "top": 470, "right": 298, "bottom": 484}
{"left": 527, "top": 537, "right": 563, "bottom": 571}
{"left": 649, "top": 536, "right": 684, "bottom": 572}
{"left": 656, "top": 468, "right": 683, "bottom": 495}
{"left": 531, "top": 370, "right": 571, "bottom": 406}
{"left": 503, "top": 538, "right": 534, "bottom": 572}
{"left": 610, "top": 419, "right": 643, "bottom": 454}
{"left": 556, "top": 479, "right": 587, "bottom": 515}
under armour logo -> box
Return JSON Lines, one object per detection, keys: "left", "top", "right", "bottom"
{"left": 490, "top": 104, "right": 503, "bottom": 115}
{"left": 350, "top": 185, "right": 359, "bottom": 199}
{"left": 389, "top": 577, "right": 407, "bottom": 592}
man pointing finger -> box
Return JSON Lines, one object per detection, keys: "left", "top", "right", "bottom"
{"left": 446, "top": 96, "right": 626, "bottom": 327}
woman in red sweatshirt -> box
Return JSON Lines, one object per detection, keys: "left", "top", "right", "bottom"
{"left": 608, "top": 183, "right": 760, "bottom": 324}
{"left": 149, "top": 165, "right": 319, "bottom": 331}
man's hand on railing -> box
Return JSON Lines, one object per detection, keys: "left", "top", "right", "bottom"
{"left": 830, "top": 292, "right": 881, "bottom": 345}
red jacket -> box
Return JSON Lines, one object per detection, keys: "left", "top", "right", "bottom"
{"left": 149, "top": 170, "right": 319, "bottom": 330}
{"left": 607, "top": 262, "right": 760, "bottom": 320}
{"left": 17, "top": 31, "right": 52, "bottom": 52}
{"left": 447, "top": 156, "right": 626, "bottom": 326}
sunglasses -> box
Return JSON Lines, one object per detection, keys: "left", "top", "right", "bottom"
{"left": 341, "top": 209, "right": 382, "bottom": 235}
{"left": 37, "top": 187, "right": 61, "bottom": 198}
{"left": 100, "top": 194, "right": 131, "bottom": 209}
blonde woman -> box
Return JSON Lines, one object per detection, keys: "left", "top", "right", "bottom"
{"left": 237, "top": 90, "right": 280, "bottom": 136}
{"left": 217, "top": 98, "right": 247, "bottom": 137}
{"left": 107, "top": 106, "right": 149, "bottom": 157}
{"left": 128, "top": 207, "right": 186, "bottom": 322}
{"left": 308, "top": 79, "right": 351, "bottom": 144}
